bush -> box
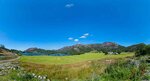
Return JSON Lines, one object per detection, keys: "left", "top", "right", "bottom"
{"left": 135, "top": 45, "right": 150, "bottom": 56}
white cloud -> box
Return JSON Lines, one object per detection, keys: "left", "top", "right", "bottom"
{"left": 84, "top": 33, "right": 89, "bottom": 36}
{"left": 80, "top": 33, "right": 90, "bottom": 39}
{"left": 68, "top": 33, "right": 90, "bottom": 42}
{"left": 80, "top": 36, "right": 86, "bottom": 38}
{"left": 68, "top": 37, "right": 73, "bottom": 40}
{"left": 74, "top": 39, "right": 79, "bottom": 42}
{"left": 65, "top": 3, "right": 74, "bottom": 8}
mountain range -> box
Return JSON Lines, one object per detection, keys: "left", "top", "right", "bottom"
{"left": 23, "top": 42, "right": 146, "bottom": 55}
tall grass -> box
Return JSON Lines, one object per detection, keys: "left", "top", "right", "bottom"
{"left": 18, "top": 53, "right": 135, "bottom": 81}
{"left": 101, "top": 58, "right": 147, "bottom": 81}
{"left": 0, "top": 56, "right": 18, "bottom": 60}
{"left": 19, "top": 58, "right": 123, "bottom": 81}
{"left": 4, "top": 57, "right": 148, "bottom": 81}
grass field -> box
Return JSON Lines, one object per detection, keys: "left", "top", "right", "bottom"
{"left": 3, "top": 53, "right": 149, "bottom": 81}
{"left": 18, "top": 52, "right": 135, "bottom": 81}
{"left": 20, "top": 52, "right": 134, "bottom": 65}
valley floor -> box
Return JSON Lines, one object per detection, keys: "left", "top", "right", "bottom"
{"left": 20, "top": 52, "right": 134, "bottom": 64}
{"left": 0, "top": 52, "right": 149, "bottom": 81}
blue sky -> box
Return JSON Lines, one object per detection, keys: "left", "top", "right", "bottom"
{"left": 0, "top": 0, "right": 150, "bottom": 50}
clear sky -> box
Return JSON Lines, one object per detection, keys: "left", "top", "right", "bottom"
{"left": 0, "top": 0, "right": 150, "bottom": 50}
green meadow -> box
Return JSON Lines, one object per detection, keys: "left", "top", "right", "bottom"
{"left": 17, "top": 52, "right": 137, "bottom": 81}
{"left": 20, "top": 52, "right": 134, "bottom": 64}
{"left": 1, "top": 52, "right": 149, "bottom": 81}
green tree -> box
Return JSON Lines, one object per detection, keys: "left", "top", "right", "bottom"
{"left": 135, "top": 45, "right": 150, "bottom": 56}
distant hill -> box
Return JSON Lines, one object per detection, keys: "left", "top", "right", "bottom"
{"left": 125, "top": 43, "right": 146, "bottom": 52}
{"left": 2, "top": 42, "right": 147, "bottom": 56}
{"left": 56, "top": 42, "right": 148, "bottom": 55}
{"left": 23, "top": 42, "right": 126, "bottom": 55}
{"left": 23, "top": 48, "right": 57, "bottom": 56}
{"left": 58, "top": 42, "right": 126, "bottom": 55}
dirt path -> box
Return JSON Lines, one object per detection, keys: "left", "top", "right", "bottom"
{"left": 0, "top": 57, "right": 20, "bottom": 63}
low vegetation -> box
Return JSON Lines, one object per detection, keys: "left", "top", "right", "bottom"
{"left": 101, "top": 57, "right": 148, "bottom": 81}
{"left": 18, "top": 52, "right": 134, "bottom": 81}
{"left": 0, "top": 56, "right": 18, "bottom": 60}
{"left": 20, "top": 52, "right": 134, "bottom": 64}
{"left": 136, "top": 45, "right": 150, "bottom": 56}
{"left": 2, "top": 54, "right": 150, "bottom": 81}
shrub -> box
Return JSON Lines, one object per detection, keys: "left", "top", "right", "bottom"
{"left": 101, "top": 59, "right": 147, "bottom": 81}
{"left": 135, "top": 45, "right": 150, "bottom": 56}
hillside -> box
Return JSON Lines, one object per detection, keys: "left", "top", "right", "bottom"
{"left": 22, "top": 42, "right": 148, "bottom": 55}
{"left": 23, "top": 42, "right": 126, "bottom": 55}
{"left": 0, "top": 49, "right": 14, "bottom": 56}
{"left": 23, "top": 48, "right": 57, "bottom": 56}
{"left": 58, "top": 42, "right": 126, "bottom": 55}
{"left": 0, "top": 45, "right": 15, "bottom": 56}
